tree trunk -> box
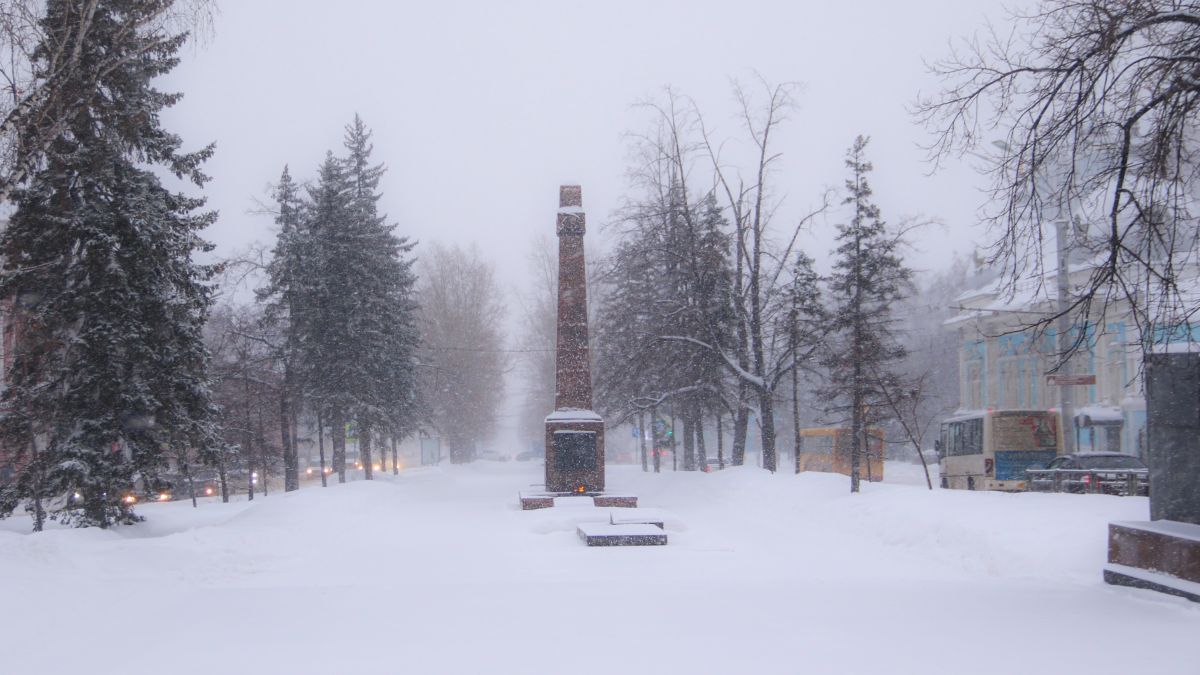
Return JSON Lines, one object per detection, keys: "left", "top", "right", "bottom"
{"left": 391, "top": 436, "right": 399, "bottom": 475}
{"left": 317, "top": 410, "right": 328, "bottom": 488}
{"left": 682, "top": 407, "right": 696, "bottom": 471}
{"left": 257, "top": 403, "right": 269, "bottom": 497}
{"left": 379, "top": 432, "right": 388, "bottom": 474}
{"left": 791, "top": 331, "right": 802, "bottom": 475}
{"left": 30, "top": 437, "right": 45, "bottom": 532}
{"left": 669, "top": 406, "right": 678, "bottom": 471}
{"left": 280, "top": 380, "right": 298, "bottom": 492}
{"left": 651, "top": 404, "right": 661, "bottom": 473}
{"left": 849, "top": 227, "right": 864, "bottom": 494}
{"left": 866, "top": 430, "right": 875, "bottom": 483}
{"left": 732, "top": 389, "right": 749, "bottom": 466}
{"left": 331, "top": 408, "right": 347, "bottom": 483}
{"left": 850, "top": 380, "right": 863, "bottom": 494}
{"left": 717, "top": 413, "right": 725, "bottom": 470}
{"left": 218, "top": 460, "right": 229, "bottom": 503}
{"left": 361, "top": 421, "right": 374, "bottom": 480}
{"left": 758, "top": 388, "right": 777, "bottom": 473}
{"left": 244, "top": 393, "right": 255, "bottom": 500}
{"left": 183, "top": 461, "right": 197, "bottom": 508}
{"left": 695, "top": 405, "right": 708, "bottom": 469}
{"left": 638, "top": 410, "right": 647, "bottom": 472}
{"left": 291, "top": 407, "right": 300, "bottom": 481}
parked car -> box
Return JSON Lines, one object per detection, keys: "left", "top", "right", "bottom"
{"left": 703, "top": 457, "right": 729, "bottom": 472}
{"left": 157, "top": 469, "right": 221, "bottom": 500}
{"left": 1026, "top": 453, "right": 1149, "bottom": 496}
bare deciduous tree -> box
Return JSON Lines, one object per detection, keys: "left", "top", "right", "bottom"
{"left": 915, "top": 0, "right": 1200, "bottom": 348}
{"left": 620, "top": 80, "right": 828, "bottom": 472}
{"left": 419, "top": 243, "right": 507, "bottom": 463}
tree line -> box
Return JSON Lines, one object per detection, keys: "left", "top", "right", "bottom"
{"left": 590, "top": 83, "right": 918, "bottom": 492}
{"left": 0, "top": 0, "right": 507, "bottom": 530}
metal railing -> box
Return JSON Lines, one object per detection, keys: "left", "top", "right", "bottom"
{"left": 1024, "top": 468, "right": 1148, "bottom": 496}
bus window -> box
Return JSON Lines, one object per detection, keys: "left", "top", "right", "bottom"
{"left": 964, "top": 418, "right": 983, "bottom": 455}
{"left": 946, "top": 419, "right": 983, "bottom": 456}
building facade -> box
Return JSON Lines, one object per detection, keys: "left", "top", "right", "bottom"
{"left": 946, "top": 272, "right": 1147, "bottom": 459}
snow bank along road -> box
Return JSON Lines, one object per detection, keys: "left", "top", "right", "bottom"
{"left": 1, "top": 462, "right": 1196, "bottom": 675}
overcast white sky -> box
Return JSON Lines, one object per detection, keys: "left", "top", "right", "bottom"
{"left": 161, "top": 0, "right": 1005, "bottom": 302}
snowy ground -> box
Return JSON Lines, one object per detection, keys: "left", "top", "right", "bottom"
{"left": 1, "top": 461, "right": 1196, "bottom": 675}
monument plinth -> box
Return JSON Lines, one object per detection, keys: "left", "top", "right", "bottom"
{"left": 544, "top": 185, "right": 605, "bottom": 494}
{"left": 1104, "top": 352, "right": 1200, "bottom": 602}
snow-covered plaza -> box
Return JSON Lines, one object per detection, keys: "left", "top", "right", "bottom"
{"left": 1, "top": 461, "right": 1195, "bottom": 675}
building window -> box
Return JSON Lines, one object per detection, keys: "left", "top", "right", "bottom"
{"left": 999, "top": 357, "right": 1020, "bottom": 408}
{"left": 966, "top": 360, "right": 984, "bottom": 409}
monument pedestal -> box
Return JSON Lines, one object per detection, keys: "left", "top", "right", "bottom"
{"left": 545, "top": 411, "right": 605, "bottom": 494}
{"left": 1104, "top": 352, "right": 1200, "bottom": 603}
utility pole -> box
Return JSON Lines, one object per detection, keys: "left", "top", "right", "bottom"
{"left": 1055, "top": 219, "right": 1076, "bottom": 455}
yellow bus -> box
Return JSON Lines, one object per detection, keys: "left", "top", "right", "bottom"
{"left": 937, "top": 409, "right": 1063, "bottom": 491}
{"left": 795, "top": 427, "right": 885, "bottom": 482}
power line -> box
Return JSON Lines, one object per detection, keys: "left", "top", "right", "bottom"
{"left": 425, "top": 345, "right": 555, "bottom": 354}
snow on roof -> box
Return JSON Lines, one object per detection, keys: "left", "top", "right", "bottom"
{"left": 1075, "top": 405, "right": 1123, "bottom": 424}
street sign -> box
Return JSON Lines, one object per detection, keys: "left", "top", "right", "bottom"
{"left": 1046, "top": 374, "right": 1096, "bottom": 386}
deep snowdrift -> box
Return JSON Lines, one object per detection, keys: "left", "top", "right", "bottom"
{"left": 0, "top": 462, "right": 1195, "bottom": 675}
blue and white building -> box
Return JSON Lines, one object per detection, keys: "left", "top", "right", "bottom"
{"left": 946, "top": 266, "right": 1148, "bottom": 458}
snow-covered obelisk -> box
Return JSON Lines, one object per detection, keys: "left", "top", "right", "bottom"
{"left": 543, "top": 185, "right": 605, "bottom": 493}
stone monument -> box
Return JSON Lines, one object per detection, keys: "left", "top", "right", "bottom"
{"left": 1104, "top": 352, "right": 1200, "bottom": 602}
{"left": 543, "top": 185, "right": 605, "bottom": 494}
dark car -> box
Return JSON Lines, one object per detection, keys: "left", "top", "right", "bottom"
{"left": 1027, "top": 453, "right": 1148, "bottom": 496}
{"left": 153, "top": 469, "right": 222, "bottom": 500}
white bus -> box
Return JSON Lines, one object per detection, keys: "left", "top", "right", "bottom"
{"left": 937, "top": 409, "right": 1063, "bottom": 491}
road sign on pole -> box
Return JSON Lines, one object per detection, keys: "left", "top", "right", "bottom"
{"left": 1046, "top": 374, "right": 1096, "bottom": 386}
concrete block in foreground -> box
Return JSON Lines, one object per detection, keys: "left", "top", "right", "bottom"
{"left": 577, "top": 523, "right": 667, "bottom": 547}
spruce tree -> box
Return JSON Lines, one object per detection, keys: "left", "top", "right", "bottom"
{"left": 823, "top": 135, "right": 912, "bottom": 493}
{"left": 258, "top": 165, "right": 305, "bottom": 491}
{"left": 0, "top": 0, "right": 218, "bottom": 528}
{"left": 301, "top": 151, "right": 355, "bottom": 483}
{"left": 340, "top": 115, "right": 421, "bottom": 478}
{"left": 295, "top": 118, "right": 420, "bottom": 483}
{"left": 786, "top": 251, "right": 825, "bottom": 473}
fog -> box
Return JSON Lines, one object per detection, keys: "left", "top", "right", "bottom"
{"left": 163, "top": 0, "right": 998, "bottom": 294}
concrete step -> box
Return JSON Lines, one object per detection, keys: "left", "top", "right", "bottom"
{"left": 577, "top": 523, "right": 667, "bottom": 547}
{"left": 519, "top": 492, "right": 638, "bottom": 510}
{"left": 609, "top": 509, "right": 666, "bottom": 529}
{"left": 1104, "top": 563, "right": 1200, "bottom": 603}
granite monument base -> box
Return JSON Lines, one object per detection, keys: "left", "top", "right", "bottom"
{"left": 1104, "top": 352, "right": 1200, "bottom": 603}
